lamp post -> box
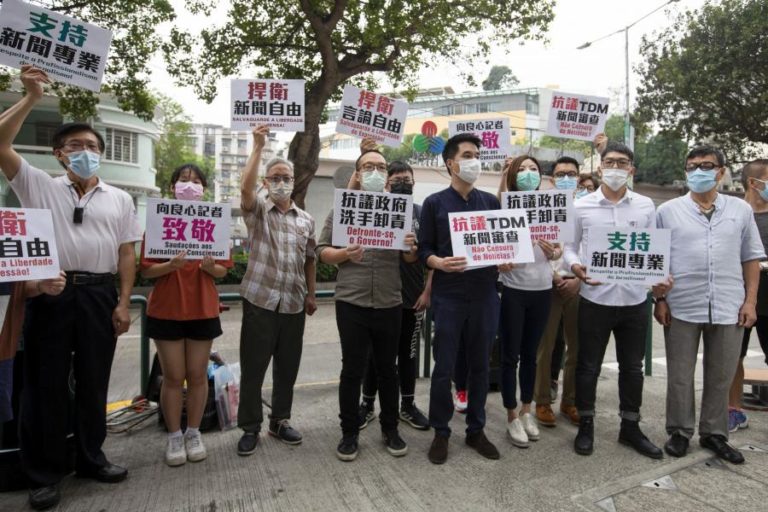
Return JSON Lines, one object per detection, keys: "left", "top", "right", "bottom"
{"left": 577, "top": 0, "right": 679, "bottom": 149}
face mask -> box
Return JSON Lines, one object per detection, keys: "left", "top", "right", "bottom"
{"left": 174, "top": 181, "right": 204, "bottom": 201}
{"left": 555, "top": 176, "right": 578, "bottom": 190}
{"left": 457, "top": 159, "right": 481, "bottom": 184}
{"left": 390, "top": 182, "right": 413, "bottom": 195}
{"left": 361, "top": 170, "right": 386, "bottom": 192}
{"left": 686, "top": 168, "right": 718, "bottom": 194}
{"left": 516, "top": 170, "right": 541, "bottom": 191}
{"left": 268, "top": 182, "right": 293, "bottom": 202}
{"left": 575, "top": 188, "right": 590, "bottom": 199}
{"left": 66, "top": 150, "right": 100, "bottom": 179}
{"left": 601, "top": 169, "right": 630, "bottom": 192}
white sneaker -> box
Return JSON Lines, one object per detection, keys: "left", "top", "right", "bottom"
{"left": 185, "top": 430, "right": 207, "bottom": 462}
{"left": 520, "top": 412, "right": 540, "bottom": 441}
{"left": 507, "top": 418, "right": 529, "bottom": 448}
{"left": 165, "top": 435, "right": 186, "bottom": 466}
{"left": 454, "top": 390, "right": 468, "bottom": 413}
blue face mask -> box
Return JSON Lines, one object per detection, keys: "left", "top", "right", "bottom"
{"left": 555, "top": 176, "right": 578, "bottom": 190}
{"left": 516, "top": 170, "right": 541, "bottom": 191}
{"left": 575, "top": 188, "right": 590, "bottom": 199}
{"left": 67, "top": 150, "right": 100, "bottom": 179}
{"left": 686, "top": 168, "right": 718, "bottom": 193}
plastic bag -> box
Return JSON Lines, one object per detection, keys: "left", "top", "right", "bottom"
{"left": 213, "top": 363, "right": 240, "bottom": 430}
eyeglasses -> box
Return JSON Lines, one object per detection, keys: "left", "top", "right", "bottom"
{"left": 389, "top": 178, "right": 414, "bottom": 186}
{"left": 554, "top": 171, "right": 578, "bottom": 179}
{"left": 63, "top": 141, "right": 101, "bottom": 152}
{"left": 360, "top": 164, "right": 387, "bottom": 173}
{"left": 265, "top": 176, "right": 295, "bottom": 184}
{"left": 602, "top": 158, "right": 632, "bottom": 169}
{"left": 685, "top": 162, "right": 719, "bottom": 172}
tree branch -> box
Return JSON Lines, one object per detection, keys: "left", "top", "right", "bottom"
{"left": 298, "top": 0, "right": 339, "bottom": 76}
{"left": 326, "top": 0, "right": 349, "bottom": 30}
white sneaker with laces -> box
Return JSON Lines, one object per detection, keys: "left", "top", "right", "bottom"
{"left": 507, "top": 418, "right": 529, "bottom": 448}
{"left": 520, "top": 412, "right": 540, "bottom": 441}
{"left": 185, "top": 430, "right": 207, "bottom": 462}
{"left": 165, "top": 435, "right": 186, "bottom": 466}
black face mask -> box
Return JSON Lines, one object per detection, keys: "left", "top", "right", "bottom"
{"left": 390, "top": 182, "right": 413, "bottom": 195}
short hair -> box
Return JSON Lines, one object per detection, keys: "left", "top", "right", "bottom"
{"left": 52, "top": 122, "right": 105, "bottom": 152}
{"left": 170, "top": 163, "right": 208, "bottom": 188}
{"left": 442, "top": 133, "right": 482, "bottom": 170}
{"left": 504, "top": 155, "right": 542, "bottom": 192}
{"left": 387, "top": 160, "right": 413, "bottom": 177}
{"left": 355, "top": 149, "right": 385, "bottom": 171}
{"left": 265, "top": 157, "right": 294, "bottom": 174}
{"left": 600, "top": 141, "right": 634, "bottom": 162}
{"left": 551, "top": 156, "right": 580, "bottom": 174}
{"left": 741, "top": 159, "right": 768, "bottom": 188}
{"left": 686, "top": 145, "right": 725, "bottom": 167}
{"left": 578, "top": 175, "right": 599, "bottom": 190}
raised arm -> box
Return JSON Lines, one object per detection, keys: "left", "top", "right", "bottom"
{"left": 240, "top": 125, "right": 269, "bottom": 212}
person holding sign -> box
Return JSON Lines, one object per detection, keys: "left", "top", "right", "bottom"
{"left": 0, "top": 65, "right": 142, "bottom": 510}
{"left": 655, "top": 146, "right": 764, "bottom": 464}
{"left": 140, "top": 164, "right": 232, "bottom": 467}
{"left": 419, "top": 133, "right": 502, "bottom": 464}
{"left": 563, "top": 141, "right": 663, "bottom": 459}
{"left": 236, "top": 126, "right": 317, "bottom": 457}
{"left": 496, "top": 155, "right": 561, "bottom": 448}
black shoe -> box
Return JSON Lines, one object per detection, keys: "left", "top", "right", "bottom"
{"left": 29, "top": 485, "right": 60, "bottom": 511}
{"left": 574, "top": 416, "right": 594, "bottom": 456}
{"left": 399, "top": 403, "right": 430, "bottom": 430}
{"left": 269, "top": 419, "right": 303, "bottom": 445}
{"left": 237, "top": 431, "right": 259, "bottom": 456}
{"left": 336, "top": 435, "right": 359, "bottom": 461}
{"left": 700, "top": 434, "right": 745, "bottom": 464}
{"left": 428, "top": 435, "right": 449, "bottom": 464}
{"left": 465, "top": 430, "right": 500, "bottom": 460}
{"left": 618, "top": 421, "right": 663, "bottom": 459}
{"left": 76, "top": 462, "right": 127, "bottom": 483}
{"left": 383, "top": 429, "right": 408, "bottom": 457}
{"left": 358, "top": 403, "right": 376, "bottom": 430}
{"left": 664, "top": 433, "right": 689, "bottom": 458}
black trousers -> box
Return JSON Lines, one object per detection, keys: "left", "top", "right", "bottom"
{"left": 336, "top": 301, "right": 401, "bottom": 436}
{"left": 19, "top": 281, "right": 118, "bottom": 487}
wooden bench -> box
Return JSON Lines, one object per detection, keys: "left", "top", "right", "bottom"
{"left": 743, "top": 368, "right": 768, "bottom": 410}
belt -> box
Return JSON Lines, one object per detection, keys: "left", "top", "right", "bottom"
{"left": 65, "top": 272, "right": 115, "bottom": 285}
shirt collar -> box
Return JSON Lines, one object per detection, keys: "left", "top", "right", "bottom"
{"left": 596, "top": 185, "right": 633, "bottom": 206}
{"left": 448, "top": 185, "right": 476, "bottom": 202}
{"left": 684, "top": 191, "right": 724, "bottom": 213}
{"left": 266, "top": 197, "right": 296, "bottom": 214}
{"left": 64, "top": 175, "right": 104, "bottom": 192}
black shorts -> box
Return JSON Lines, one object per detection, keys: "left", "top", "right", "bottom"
{"left": 146, "top": 316, "right": 223, "bottom": 341}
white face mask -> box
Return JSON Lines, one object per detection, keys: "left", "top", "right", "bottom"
{"left": 601, "top": 168, "right": 630, "bottom": 192}
{"left": 457, "top": 159, "right": 481, "bottom": 184}
{"left": 268, "top": 182, "right": 293, "bottom": 202}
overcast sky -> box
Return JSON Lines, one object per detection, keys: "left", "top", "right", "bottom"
{"left": 148, "top": 0, "right": 707, "bottom": 126}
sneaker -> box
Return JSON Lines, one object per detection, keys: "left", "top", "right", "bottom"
{"left": 185, "top": 430, "right": 207, "bottom": 462}
{"left": 269, "top": 419, "right": 303, "bottom": 445}
{"left": 336, "top": 435, "right": 359, "bottom": 462}
{"left": 506, "top": 418, "right": 529, "bottom": 448}
{"left": 399, "top": 403, "right": 430, "bottom": 430}
{"left": 728, "top": 408, "right": 749, "bottom": 433}
{"left": 165, "top": 435, "right": 186, "bottom": 466}
{"left": 237, "top": 432, "right": 259, "bottom": 456}
{"left": 383, "top": 430, "right": 408, "bottom": 457}
{"left": 359, "top": 403, "right": 376, "bottom": 430}
{"left": 454, "top": 390, "right": 468, "bottom": 413}
{"left": 520, "top": 412, "right": 540, "bottom": 441}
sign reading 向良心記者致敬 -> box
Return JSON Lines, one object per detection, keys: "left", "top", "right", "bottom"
{"left": 545, "top": 91, "right": 609, "bottom": 142}
{"left": 0, "top": 208, "right": 60, "bottom": 282}
{"left": 145, "top": 199, "right": 231, "bottom": 260}
{"left": 335, "top": 85, "right": 408, "bottom": 148}
{"left": 331, "top": 190, "right": 413, "bottom": 250}
{"left": 501, "top": 190, "right": 574, "bottom": 243}
{"left": 448, "top": 118, "right": 512, "bottom": 163}
{"left": 448, "top": 209, "right": 535, "bottom": 269}
{"left": 585, "top": 226, "right": 671, "bottom": 286}
{"left": 230, "top": 78, "right": 305, "bottom": 132}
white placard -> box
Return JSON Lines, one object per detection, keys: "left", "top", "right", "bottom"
{"left": 230, "top": 78, "right": 305, "bottom": 132}
{"left": 448, "top": 209, "right": 535, "bottom": 269}
{"left": 546, "top": 91, "right": 609, "bottom": 142}
{"left": 331, "top": 189, "right": 413, "bottom": 250}
{"left": 585, "top": 226, "right": 671, "bottom": 286}
{"left": 335, "top": 85, "right": 408, "bottom": 147}
{"left": 501, "top": 190, "right": 575, "bottom": 243}
{"left": 145, "top": 198, "right": 231, "bottom": 260}
{"left": 0, "top": 207, "right": 60, "bottom": 282}
{"left": 448, "top": 118, "right": 512, "bottom": 162}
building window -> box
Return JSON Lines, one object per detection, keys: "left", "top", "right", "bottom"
{"left": 526, "top": 94, "right": 539, "bottom": 115}
{"left": 104, "top": 128, "right": 138, "bottom": 163}
{"left": 35, "top": 123, "right": 60, "bottom": 147}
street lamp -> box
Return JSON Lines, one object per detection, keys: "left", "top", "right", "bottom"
{"left": 577, "top": 0, "right": 680, "bottom": 149}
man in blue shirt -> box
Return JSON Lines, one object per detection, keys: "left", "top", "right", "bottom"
{"left": 419, "top": 133, "right": 501, "bottom": 464}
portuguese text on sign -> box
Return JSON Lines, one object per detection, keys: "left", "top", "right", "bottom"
{"left": 0, "top": 208, "right": 60, "bottom": 282}
{"left": 448, "top": 118, "right": 512, "bottom": 163}
{"left": 145, "top": 199, "right": 232, "bottom": 260}
{"left": 335, "top": 85, "right": 408, "bottom": 147}
{"left": 586, "top": 227, "right": 671, "bottom": 286}
{"left": 545, "top": 91, "right": 609, "bottom": 142}
{"left": 448, "top": 209, "right": 535, "bottom": 269}
{"left": 230, "top": 78, "right": 305, "bottom": 132}
{"left": 331, "top": 189, "right": 413, "bottom": 250}
{"left": 501, "top": 190, "right": 574, "bottom": 243}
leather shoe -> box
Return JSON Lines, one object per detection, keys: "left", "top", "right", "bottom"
{"left": 466, "top": 430, "right": 500, "bottom": 460}
{"left": 574, "top": 416, "right": 594, "bottom": 455}
{"left": 618, "top": 423, "right": 663, "bottom": 459}
{"left": 77, "top": 462, "right": 128, "bottom": 483}
{"left": 428, "top": 435, "right": 449, "bottom": 464}
{"left": 29, "top": 485, "right": 60, "bottom": 511}
{"left": 700, "top": 434, "right": 745, "bottom": 464}
{"left": 535, "top": 404, "right": 556, "bottom": 427}
{"left": 664, "top": 433, "right": 689, "bottom": 458}
{"left": 560, "top": 405, "right": 580, "bottom": 425}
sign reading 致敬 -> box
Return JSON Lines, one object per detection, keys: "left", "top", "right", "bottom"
{"left": 586, "top": 227, "right": 671, "bottom": 286}
{"left": 0, "top": 207, "right": 60, "bottom": 282}
{"left": 448, "top": 118, "right": 512, "bottom": 163}
{"left": 545, "top": 91, "right": 609, "bottom": 142}
{"left": 0, "top": 0, "right": 113, "bottom": 92}
{"left": 331, "top": 190, "right": 413, "bottom": 250}
{"left": 230, "top": 78, "right": 305, "bottom": 132}
{"left": 145, "top": 199, "right": 232, "bottom": 260}
{"left": 449, "top": 209, "right": 535, "bottom": 269}
{"left": 335, "top": 85, "right": 408, "bottom": 147}
{"left": 501, "top": 190, "right": 574, "bottom": 243}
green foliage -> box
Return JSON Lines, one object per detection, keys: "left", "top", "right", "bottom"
{"left": 635, "top": 0, "right": 768, "bottom": 159}
{"left": 633, "top": 132, "right": 688, "bottom": 185}
{"left": 535, "top": 136, "right": 592, "bottom": 158}
{"left": 482, "top": 65, "right": 519, "bottom": 91}
{"left": 316, "top": 262, "right": 338, "bottom": 283}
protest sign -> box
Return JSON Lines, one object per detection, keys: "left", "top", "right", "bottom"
{"left": 449, "top": 118, "right": 512, "bottom": 163}
{"left": 230, "top": 78, "right": 305, "bottom": 132}
{"left": 335, "top": 85, "right": 408, "bottom": 147}
{"left": 145, "top": 199, "right": 231, "bottom": 260}
{"left": 546, "top": 91, "right": 609, "bottom": 142}
{"left": 331, "top": 189, "right": 413, "bottom": 250}
{"left": 448, "top": 209, "right": 535, "bottom": 269}
{"left": 0, "top": 0, "right": 112, "bottom": 92}
{"left": 0, "top": 207, "right": 60, "bottom": 282}
{"left": 586, "top": 227, "right": 671, "bottom": 286}
{"left": 501, "top": 190, "right": 574, "bottom": 243}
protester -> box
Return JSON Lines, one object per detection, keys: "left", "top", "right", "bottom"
{"left": 236, "top": 125, "right": 317, "bottom": 456}
{"left": 496, "top": 155, "right": 558, "bottom": 447}
{"left": 655, "top": 147, "right": 764, "bottom": 464}
{"left": 576, "top": 175, "right": 598, "bottom": 199}
{"left": 564, "top": 141, "right": 664, "bottom": 459}
{"left": 140, "top": 164, "right": 232, "bottom": 466}
{"left": 0, "top": 65, "right": 141, "bottom": 510}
